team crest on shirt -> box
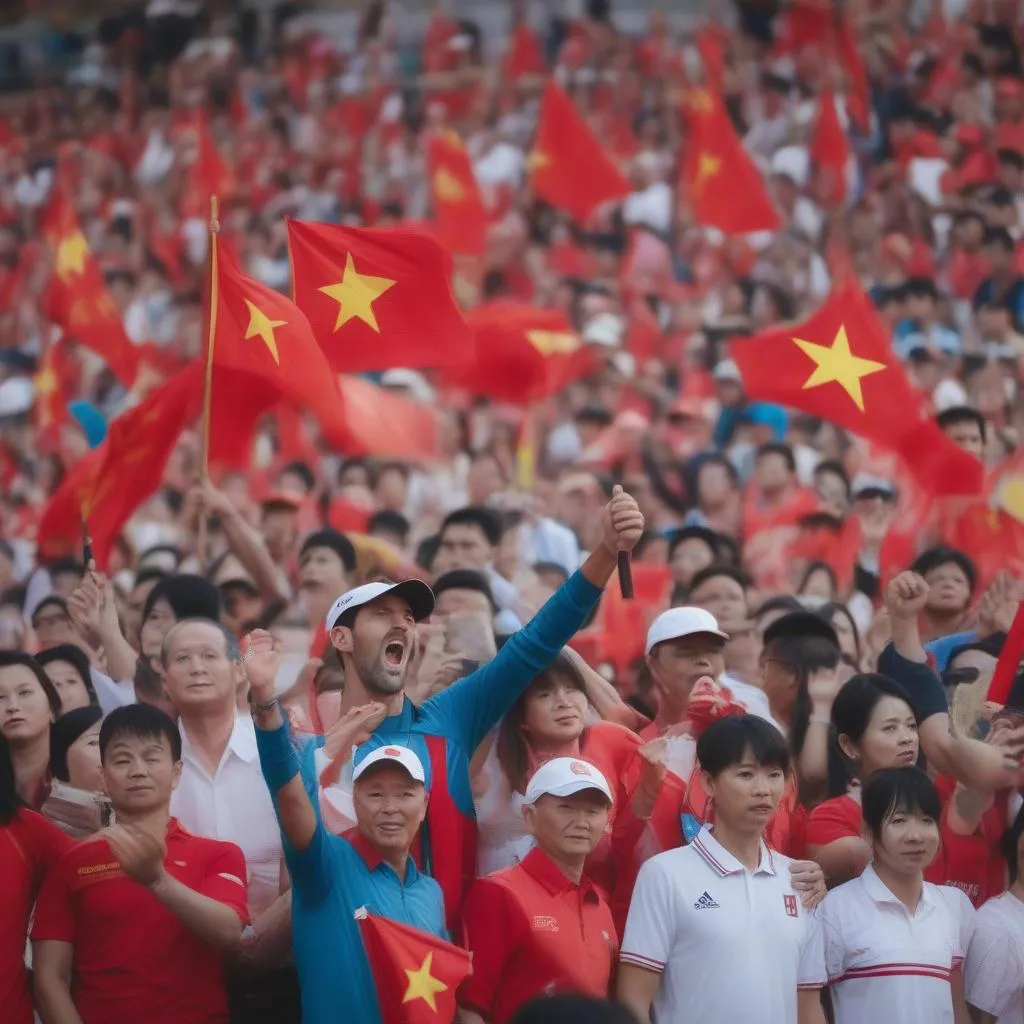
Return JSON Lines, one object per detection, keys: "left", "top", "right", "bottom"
{"left": 532, "top": 916, "right": 560, "bottom": 932}
{"left": 783, "top": 894, "right": 798, "bottom": 918}
{"left": 694, "top": 890, "right": 720, "bottom": 909}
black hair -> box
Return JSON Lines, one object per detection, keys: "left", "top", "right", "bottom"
{"left": 35, "top": 644, "right": 98, "bottom": 706}
{"left": 861, "top": 766, "right": 942, "bottom": 841}
{"left": 142, "top": 573, "right": 223, "bottom": 624}
{"left": 797, "top": 561, "right": 838, "bottom": 597}
{"left": 138, "top": 544, "right": 184, "bottom": 570}
{"left": 997, "top": 148, "right": 1024, "bottom": 172}
{"left": 763, "top": 611, "right": 839, "bottom": 648}
{"left": 827, "top": 674, "right": 917, "bottom": 797}
{"left": 667, "top": 526, "right": 720, "bottom": 563}
{"left": 697, "top": 714, "right": 791, "bottom": 778}
{"left": 441, "top": 506, "right": 503, "bottom": 548}
{"left": 100, "top": 703, "right": 182, "bottom": 763}
{"left": 134, "top": 566, "right": 170, "bottom": 589}
{"left": 935, "top": 405, "right": 987, "bottom": 444}
{"left": 0, "top": 651, "right": 62, "bottom": 718}
{"left": 49, "top": 704, "right": 104, "bottom": 782}
{"left": 574, "top": 405, "right": 613, "bottom": 428}
{"left": 904, "top": 276, "right": 939, "bottom": 301}
{"left": 687, "top": 562, "right": 752, "bottom": 596}
{"left": 299, "top": 530, "right": 357, "bottom": 575}
{"left": 818, "top": 602, "right": 862, "bottom": 661}
{"left": 48, "top": 556, "right": 84, "bottom": 579}
{"left": 754, "top": 595, "right": 803, "bottom": 622}
{"left": 755, "top": 441, "right": 797, "bottom": 475}
{"left": 0, "top": 734, "right": 24, "bottom": 823}
{"left": 416, "top": 534, "right": 441, "bottom": 573}
{"left": 813, "top": 458, "right": 851, "bottom": 494}
{"left": 910, "top": 545, "right": 977, "bottom": 594}
{"left": 1004, "top": 802, "right": 1024, "bottom": 885}
{"left": 367, "top": 510, "right": 411, "bottom": 545}
{"left": 511, "top": 995, "right": 637, "bottom": 1024}
{"left": 433, "top": 569, "right": 498, "bottom": 613}
{"left": 694, "top": 453, "right": 740, "bottom": 488}
{"left": 31, "top": 595, "right": 70, "bottom": 626}
{"left": 532, "top": 561, "right": 570, "bottom": 584}
{"left": 279, "top": 460, "right": 316, "bottom": 493}
{"left": 984, "top": 226, "right": 1015, "bottom": 251}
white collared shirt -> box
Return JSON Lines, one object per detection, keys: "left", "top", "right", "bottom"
{"left": 964, "top": 891, "right": 1024, "bottom": 1023}
{"left": 819, "top": 864, "right": 975, "bottom": 1024}
{"left": 170, "top": 714, "right": 283, "bottom": 916}
{"left": 621, "top": 824, "right": 825, "bottom": 1023}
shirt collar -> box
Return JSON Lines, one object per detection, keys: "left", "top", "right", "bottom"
{"left": 344, "top": 827, "right": 419, "bottom": 884}
{"left": 521, "top": 847, "right": 601, "bottom": 900}
{"left": 860, "top": 863, "right": 938, "bottom": 912}
{"left": 179, "top": 713, "right": 258, "bottom": 766}
{"left": 691, "top": 824, "right": 777, "bottom": 877}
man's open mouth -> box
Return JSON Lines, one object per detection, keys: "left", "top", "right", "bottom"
{"left": 384, "top": 641, "right": 405, "bottom": 666}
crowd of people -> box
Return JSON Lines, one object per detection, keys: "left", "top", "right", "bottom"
{"left": 4, "top": 0, "right": 1024, "bottom": 1022}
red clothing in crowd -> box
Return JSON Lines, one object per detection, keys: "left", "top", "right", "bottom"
{"left": 1, "top": 809, "right": 73, "bottom": 1024}
{"left": 461, "top": 847, "right": 618, "bottom": 1023}
{"left": 31, "top": 818, "right": 249, "bottom": 1024}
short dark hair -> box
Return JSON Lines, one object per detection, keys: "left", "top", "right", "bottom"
{"left": 142, "top": 574, "right": 222, "bottom": 624}
{"left": 280, "top": 460, "right": 316, "bottom": 493}
{"left": 755, "top": 442, "right": 797, "bottom": 475}
{"left": 0, "top": 651, "right": 62, "bottom": 717}
{"left": 861, "top": 766, "right": 941, "bottom": 841}
{"left": 813, "top": 458, "right": 851, "bottom": 496}
{"left": 49, "top": 704, "right": 104, "bottom": 782}
{"left": 100, "top": 703, "right": 182, "bottom": 763}
{"left": 433, "top": 569, "right": 497, "bottom": 612}
{"left": 441, "top": 507, "right": 502, "bottom": 547}
{"left": 910, "top": 545, "right": 976, "bottom": 593}
{"left": 984, "top": 225, "right": 1015, "bottom": 251}
{"left": 48, "top": 556, "right": 84, "bottom": 580}
{"left": 31, "top": 595, "right": 70, "bottom": 627}
{"left": 754, "top": 595, "right": 803, "bottom": 622}
{"left": 367, "top": 510, "right": 411, "bottom": 545}
{"left": 35, "top": 644, "right": 98, "bottom": 705}
{"left": 299, "top": 529, "right": 357, "bottom": 574}
{"left": 935, "top": 405, "right": 987, "bottom": 444}
{"left": 688, "top": 563, "right": 752, "bottom": 596}
{"left": 697, "top": 715, "right": 791, "bottom": 778}
{"left": 667, "top": 526, "right": 719, "bottom": 563}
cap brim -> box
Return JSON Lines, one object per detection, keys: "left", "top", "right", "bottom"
{"left": 352, "top": 756, "right": 425, "bottom": 784}
{"left": 388, "top": 579, "right": 435, "bottom": 622}
{"left": 530, "top": 779, "right": 613, "bottom": 804}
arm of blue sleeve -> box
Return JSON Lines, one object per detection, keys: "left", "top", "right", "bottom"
{"left": 924, "top": 631, "right": 979, "bottom": 673}
{"left": 430, "top": 569, "right": 602, "bottom": 752}
{"left": 878, "top": 642, "right": 949, "bottom": 722}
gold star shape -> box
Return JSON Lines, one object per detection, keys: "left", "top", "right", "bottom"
{"left": 56, "top": 231, "right": 89, "bottom": 282}
{"left": 528, "top": 150, "right": 551, "bottom": 172}
{"left": 792, "top": 324, "right": 887, "bottom": 412}
{"left": 526, "top": 329, "right": 580, "bottom": 357}
{"left": 694, "top": 152, "right": 721, "bottom": 191}
{"left": 687, "top": 89, "right": 714, "bottom": 113}
{"left": 244, "top": 299, "right": 286, "bottom": 365}
{"left": 318, "top": 253, "right": 396, "bottom": 333}
{"left": 402, "top": 952, "right": 448, "bottom": 1012}
{"left": 433, "top": 167, "right": 467, "bottom": 202}
{"left": 34, "top": 365, "right": 58, "bottom": 397}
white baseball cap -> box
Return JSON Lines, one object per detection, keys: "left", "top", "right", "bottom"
{"left": 645, "top": 606, "right": 729, "bottom": 655}
{"left": 352, "top": 744, "right": 426, "bottom": 784}
{"left": 524, "top": 757, "right": 613, "bottom": 805}
{"left": 326, "top": 579, "right": 435, "bottom": 629}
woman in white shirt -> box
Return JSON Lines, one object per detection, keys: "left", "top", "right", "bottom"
{"left": 818, "top": 766, "right": 975, "bottom": 1024}
{"left": 965, "top": 805, "right": 1024, "bottom": 1023}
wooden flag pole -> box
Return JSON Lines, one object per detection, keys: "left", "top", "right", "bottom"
{"left": 196, "top": 195, "right": 220, "bottom": 568}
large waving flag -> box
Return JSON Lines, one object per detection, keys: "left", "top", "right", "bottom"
{"left": 338, "top": 376, "right": 439, "bottom": 461}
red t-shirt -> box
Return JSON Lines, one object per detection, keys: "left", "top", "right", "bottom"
{"left": 461, "top": 847, "right": 618, "bottom": 1023}
{"left": 32, "top": 818, "right": 249, "bottom": 1024}
{"left": 1, "top": 810, "right": 73, "bottom": 1024}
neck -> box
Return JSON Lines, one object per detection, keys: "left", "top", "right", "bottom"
{"left": 540, "top": 843, "right": 586, "bottom": 885}
{"left": 873, "top": 860, "right": 924, "bottom": 912}
{"left": 114, "top": 804, "right": 170, "bottom": 834}
{"left": 919, "top": 607, "right": 963, "bottom": 639}
{"left": 338, "top": 663, "right": 405, "bottom": 719}
{"left": 710, "top": 821, "right": 763, "bottom": 872}
{"left": 180, "top": 705, "right": 237, "bottom": 775}
{"left": 654, "top": 694, "right": 689, "bottom": 731}
{"left": 11, "top": 733, "right": 50, "bottom": 789}
{"left": 1010, "top": 878, "right": 1024, "bottom": 904}
{"left": 533, "top": 736, "right": 582, "bottom": 763}
{"left": 380, "top": 848, "right": 408, "bottom": 878}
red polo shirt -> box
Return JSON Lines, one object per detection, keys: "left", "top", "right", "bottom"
{"left": 1, "top": 810, "right": 73, "bottom": 1024}
{"left": 461, "top": 847, "right": 618, "bottom": 1023}
{"left": 32, "top": 818, "right": 249, "bottom": 1024}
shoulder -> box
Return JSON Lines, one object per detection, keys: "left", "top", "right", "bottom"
{"left": 177, "top": 826, "right": 246, "bottom": 865}
{"left": 806, "top": 795, "right": 861, "bottom": 838}
{"left": 638, "top": 845, "right": 692, "bottom": 882}
{"left": 818, "top": 875, "right": 866, "bottom": 921}
{"left": 9, "top": 807, "right": 72, "bottom": 849}
{"left": 933, "top": 883, "right": 975, "bottom": 919}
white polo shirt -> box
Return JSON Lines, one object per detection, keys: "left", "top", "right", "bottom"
{"left": 170, "top": 713, "right": 283, "bottom": 916}
{"left": 819, "top": 864, "right": 975, "bottom": 1024}
{"left": 964, "top": 891, "right": 1024, "bottom": 1023}
{"left": 620, "top": 824, "right": 825, "bottom": 1023}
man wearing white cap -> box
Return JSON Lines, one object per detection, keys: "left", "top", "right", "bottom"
{"left": 460, "top": 758, "right": 619, "bottom": 1024}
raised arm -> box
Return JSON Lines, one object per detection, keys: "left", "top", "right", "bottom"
{"left": 433, "top": 487, "right": 645, "bottom": 751}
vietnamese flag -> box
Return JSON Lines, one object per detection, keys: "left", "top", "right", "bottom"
{"left": 287, "top": 219, "right": 473, "bottom": 373}
{"left": 528, "top": 79, "right": 631, "bottom": 222}
{"left": 730, "top": 284, "right": 984, "bottom": 499}
{"left": 37, "top": 363, "right": 203, "bottom": 567}
{"left": 809, "top": 89, "right": 851, "bottom": 207}
{"left": 682, "top": 98, "right": 780, "bottom": 234}
{"left": 357, "top": 909, "right": 472, "bottom": 1024}
{"left": 835, "top": 16, "right": 871, "bottom": 132}
{"left": 33, "top": 341, "right": 71, "bottom": 442}
{"left": 41, "top": 192, "right": 140, "bottom": 386}
{"left": 179, "top": 110, "right": 235, "bottom": 219}
{"left": 445, "top": 301, "right": 598, "bottom": 404}
{"left": 205, "top": 236, "right": 349, "bottom": 466}
{"left": 426, "top": 131, "right": 487, "bottom": 256}
{"left": 338, "top": 376, "right": 439, "bottom": 461}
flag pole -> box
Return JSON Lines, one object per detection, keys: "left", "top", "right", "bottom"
{"left": 197, "top": 195, "right": 220, "bottom": 568}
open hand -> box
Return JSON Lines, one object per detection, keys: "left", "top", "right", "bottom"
{"left": 241, "top": 629, "right": 281, "bottom": 704}
{"left": 322, "top": 703, "right": 388, "bottom": 761}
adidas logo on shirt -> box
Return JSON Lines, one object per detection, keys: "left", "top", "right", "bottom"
{"left": 694, "top": 891, "right": 721, "bottom": 910}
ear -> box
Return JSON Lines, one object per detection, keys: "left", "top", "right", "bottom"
{"left": 330, "top": 625, "right": 354, "bottom": 655}
{"left": 521, "top": 802, "right": 536, "bottom": 828}
{"left": 837, "top": 733, "right": 859, "bottom": 762}
{"left": 700, "top": 769, "right": 715, "bottom": 804}
{"left": 170, "top": 760, "right": 183, "bottom": 792}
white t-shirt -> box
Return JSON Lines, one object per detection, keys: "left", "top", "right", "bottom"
{"left": 819, "top": 865, "right": 975, "bottom": 1024}
{"left": 621, "top": 825, "right": 826, "bottom": 1023}
{"left": 964, "top": 891, "right": 1024, "bottom": 1023}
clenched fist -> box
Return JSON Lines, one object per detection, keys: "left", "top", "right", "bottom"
{"left": 600, "top": 485, "right": 645, "bottom": 557}
{"left": 885, "top": 571, "right": 930, "bottom": 621}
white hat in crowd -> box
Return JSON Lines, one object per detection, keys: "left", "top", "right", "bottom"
{"left": 645, "top": 607, "right": 729, "bottom": 655}
{"left": 524, "top": 757, "right": 614, "bottom": 805}
{"left": 326, "top": 579, "right": 435, "bottom": 629}
{"left": 352, "top": 745, "right": 426, "bottom": 784}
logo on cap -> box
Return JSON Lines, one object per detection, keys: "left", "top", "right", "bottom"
{"left": 384, "top": 747, "right": 402, "bottom": 756}
{"left": 569, "top": 761, "right": 591, "bottom": 776}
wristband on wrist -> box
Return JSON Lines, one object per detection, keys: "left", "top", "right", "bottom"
{"left": 251, "top": 695, "right": 280, "bottom": 713}
{"left": 809, "top": 716, "right": 832, "bottom": 726}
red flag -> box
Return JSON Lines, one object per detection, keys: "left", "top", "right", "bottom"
{"left": 835, "top": 17, "right": 871, "bottom": 132}
{"left": 38, "top": 363, "right": 203, "bottom": 566}
{"left": 445, "top": 301, "right": 598, "bottom": 404}
{"left": 288, "top": 220, "right": 473, "bottom": 373}
{"left": 809, "top": 89, "right": 851, "bottom": 207}
{"left": 695, "top": 27, "right": 727, "bottom": 91}
{"left": 426, "top": 131, "right": 487, "bottom": 256}
{"left": 528, "top": 79, "right": 631, "bottom": 222}
{"left": 338, "top": 376, "right": 439, "bottom": 461}
{"left": 179, "top": 111, "right": 235, "bottom": 218}
{"left": 506, "top": 23, "right": 545, "bottom": 79}
{"left": 357, "top": 909, "right": 472, "bottom": 1024}
{"left": 682, "top": 98, "right": 780, "bottom": 234}
{"left": 41, "top": 193, "right": 139, "bottom": 386}
{"left": 205, "top": 237, "right": 349, "bottom": 466}
{"left": 730, "top": 284, "right": 984, "bottom": 498}
{"left": 988, "top": 603, "right": 1024, "bottom": 706}
{"left": 33, "top": 341, "right": 71, "bottom": 443}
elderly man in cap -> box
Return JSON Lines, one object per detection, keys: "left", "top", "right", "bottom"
{"left": 461, "top": 758, "right": 619, "bottom": 1024}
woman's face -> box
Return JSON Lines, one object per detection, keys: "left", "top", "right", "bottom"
{"left": 830, "top": 611, "right": 859, "bottom": 663}
{"left": 844, "top": 695, "right": 919, "bottom": 779}
{"left": 873, "top": 807, "right": 941, "bottom": 877}
{"left": 521, "top": 676, "right": 588, "bottom": 747}
{"left": 44, "top": 660, "right": 92, "bottom": 715}
{"left": 800, "top": 568, "right": 835, "bottom": 600}
{"left": 140, "top": 597, "right": 176, "bottom": 660}
{"left": 66, "top": 721, "right": 104, "bottom": 792}
{"left": 0, "top": 665, "right": 53, "bottom": 745}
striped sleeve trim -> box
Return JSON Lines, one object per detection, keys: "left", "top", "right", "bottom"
{"left": 620, "top": 951, "right": 666, "bottom": 973}
{"left": 832, "top": 962, "right": 952, "bottom": 984}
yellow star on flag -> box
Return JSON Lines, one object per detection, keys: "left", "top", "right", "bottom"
{"left": 528, "top": 150, "right": 551, "bottom": 172}
{"left": 56, "top": 231, "right": 89, "bottom": 282}
{"left": 433, "top": 167, "right": 467, "bottom": 202}
{"left": 318, "top": 252, "right": 396, "bottom": 333}
{"left": 244, "top": 299, "right": 286, "bottom": 365}
{"left": 694, "top": 152, "right": 721, "bottom": 191}
{"left": 34, "top": 365, "right": 58, "bottom": 397}
{"left": 686, "top": 88, "right": 714, "bottom": 113}
{"left": 792, "top": 324, "right": 887, "bottom": 412}
{"left": 402, "top": 952, "right": 448, "bottom": 1012}
{"left": 526, "top": 329, "right": 580, "bottom": 357}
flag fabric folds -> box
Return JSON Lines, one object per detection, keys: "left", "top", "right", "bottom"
{"left": 426, "top": 131, "right": 487, "bottom": 256}
{"left": 809, "top": 89, "right": 851, "bottom": 207}
{"left": 338, "top": 376, "right": 439, "bottom": 461}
